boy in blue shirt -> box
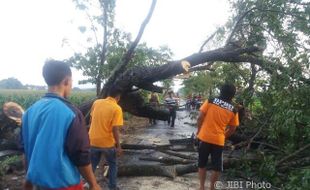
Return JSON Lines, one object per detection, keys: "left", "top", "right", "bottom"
{"left": 21, "top": 60, "right": 101, "bottom": 190}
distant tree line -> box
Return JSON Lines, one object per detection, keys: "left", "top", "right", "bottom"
{"left": 0, "top": 78, "right": 47, "bottom": 90}
{"left": 0, "top": 78, "right": 24, "bottom": 89}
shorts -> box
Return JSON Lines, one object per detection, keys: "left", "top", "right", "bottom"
{"left": 198, "top": 141, "right": 224, "bottom": 171}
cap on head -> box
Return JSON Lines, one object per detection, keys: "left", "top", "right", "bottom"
{"left": 42, "top": 60, "right": 72, "bottom": 86}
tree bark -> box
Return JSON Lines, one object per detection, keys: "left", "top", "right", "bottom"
{"left": 118, "top": 164, "right": 176, "bottom": 178}
{"left": 121, "top": 143, "right": 170, "bottom": 150}
{"left": 160, "top": 150, "right": 197, "bottom": 160}
{"left": 117, "top": 155, "right": 260, "bottom": 178}
{"left": 0, "top": 102, "right": 23, "bottom": 142}
{"left": 139, "top": 156, "right": 195, "bottom": 165}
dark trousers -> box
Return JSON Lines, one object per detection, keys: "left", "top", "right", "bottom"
{"left": 168, "top": 108, "right": 176, "bottom": 127}
{"left": 91, "top": 147, "right": 117, "bottom": 189}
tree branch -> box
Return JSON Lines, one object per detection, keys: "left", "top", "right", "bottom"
{"left": 85, "top": 12, "right": 99, "bottom": 46}
{"left": 199, "top": 30, "right": 219, "bottom": 53}
{"left": 276, "top": 143, "right": 310, "bottom": 166}
{"left": 101, "top": 0, "right": 157, "bottom": 97}
{"left": 96, "top": 0, "right": 109, "bottom": 95}
{"left": 226, "top": 7, "right": 257, "bottom": 44}
{"left": 188, "top": 63, "right": 215, "bottom": 72}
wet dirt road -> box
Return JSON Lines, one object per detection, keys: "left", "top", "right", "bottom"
{"left": 114, "top": 109, "right": 206, "bottom": 190}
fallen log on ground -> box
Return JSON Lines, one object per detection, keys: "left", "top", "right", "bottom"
{"left": 118, "top": 154, "right": 260, "bottom": 178}
{"left": 169, "top": 137, "right": 194, "bottom": 145}
{"left": 121, "top": 143, "right": 170, "bottom": 150}
{"left": 176, "top": 163, "right": 198, "bottom": 176}
{"left": 170, "top": 145, "right": 196, "bottom": 152}
{"left": 120, "top": 155, "right": 260, "bottom": 178}
{"left": 121, "top": 143, "right": 196, "bottom": 152}
{"left": 160, "top": 150, "right": 197, "bottom": 160}
{"left": 176, "top": 155, "right": 260, "bottom": 176}
{"left": 139, "top": 156, "right": 195, "bottom": 165}
{"left": 118, "top": 164, "right": 176, "bottom": 179}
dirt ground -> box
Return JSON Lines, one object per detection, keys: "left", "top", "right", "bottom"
{"left": 2, "top": 171, "right": 211, "bottom": 190}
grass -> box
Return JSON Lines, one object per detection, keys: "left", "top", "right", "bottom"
{"left": 0, "top": 89, "right": 96, "bottom": 109}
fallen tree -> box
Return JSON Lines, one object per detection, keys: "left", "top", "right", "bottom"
{"left": 139, "top": 156, "right": 195, "bottom": 165}
{"left": 79, "top": 45, "right": 267, "bottom": 121}
{"left": 74, "top": 0, "right": 310, "bottom": 124}
{"left": 117, "top": 153, "right": 260, "bottom": 178}
{"left": 118, "top": 164, "right": 176, "bottom": 178}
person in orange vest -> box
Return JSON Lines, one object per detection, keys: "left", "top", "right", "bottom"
{"left": 196, "top": 84, "right": 239, "bottom": 190}
{"left": 89, "top": 86, "right": 124, "bottom": 190}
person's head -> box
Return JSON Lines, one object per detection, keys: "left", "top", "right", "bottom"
{"left": 42, "top": 60, "right": 72, "bottom": 98}
{"left": 108, "top": 85, "right": 122, "bottom": 102}
{"left": 219, "top": 83, "right": 236, "bottom": 102}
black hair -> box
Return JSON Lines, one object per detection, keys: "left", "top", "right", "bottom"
{"left": 219, "top": 83, "right": 236, "bottom": 102}
{"left": 42, "top": 60, "right": 72, "bottom": 86}
{"left": 108, "top": 85, "right": 122, "bottom": 98}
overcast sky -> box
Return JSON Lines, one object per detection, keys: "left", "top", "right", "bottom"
{"left": 0, "top": 0, "right": 230, "bottom": 88}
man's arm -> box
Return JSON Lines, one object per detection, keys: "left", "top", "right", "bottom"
{"left": 225, "top": 126, "right": 237, "bottom": 138}
{"left": 65, "top": 111, "right": 100, "bottom": 189}
{"left": 196, "top": 100, "right": 210, "bottom": 135}
{"left": 77, "top": 165, "right": 100, "bottom": 190}
{"left": 226, "top": 112, "right": 239, "bottom": 138}
{"left": 112, "top": 126, "right": 122, "bottom": 156}
{"left": 197, "top": 111, "right": 206, "bottom": 135}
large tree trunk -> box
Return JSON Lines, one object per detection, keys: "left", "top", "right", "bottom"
{"left": 117, "top": 154, "right": 260, "bottom": 178}
{"left": 79, "top": 46, "right": 265, "bottom": 121}
{"left": 118, "top": 164, "right": 176, "bottom": 178}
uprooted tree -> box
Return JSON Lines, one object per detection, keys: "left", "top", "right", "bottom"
{"left": 73, "top": 0, "right": 309, "bottom": 189}
{"left": 73, "top": 0, "right": 309, "bottom": 120}
{"left": 1, "top": 0, "right": 309, "bottom": 189}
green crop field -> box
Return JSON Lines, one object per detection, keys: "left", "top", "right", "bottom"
{"left": 0, "top": 89, "right": 96, "bottom": 109}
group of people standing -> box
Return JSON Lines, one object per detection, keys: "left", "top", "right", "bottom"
{"left": 148, "top": 90, "right": 179, "bottom": 128}
{"left": 186, "top": 93, "right": 203, "bottom": 110}
{"left": 20, "top": 60, "right": 239, "bottom": 190}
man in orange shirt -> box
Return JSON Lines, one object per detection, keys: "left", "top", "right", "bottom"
{"left": 89, "top": 86, "right": 123, "bottom": 190}
{"left": 197, "top": 84, "right": 239, "bottom": 190}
